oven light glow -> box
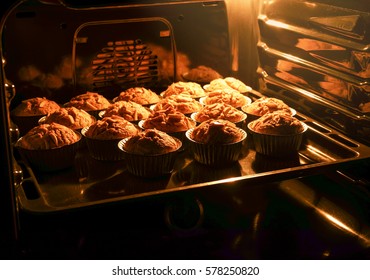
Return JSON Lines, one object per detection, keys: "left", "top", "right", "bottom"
{"left": 280, "top": 181, "right": 370, "bottom": 246}
{"left": 265, "top": 19, "right": 290, "bottom": 29}
{"left": 317, "top": 209, "right": 370, "bottom": 246}
{"left": 318, "top": 209, "right": 356, "bottom": 234}
{"left": 304, "top": 2, "right": 317, "bottom": 8}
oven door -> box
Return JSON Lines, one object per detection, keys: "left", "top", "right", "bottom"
{"left": 1, "top": 0, "right": 369, "bottom": 259}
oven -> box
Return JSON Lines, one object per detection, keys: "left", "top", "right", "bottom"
{"left": 0, "top": 0, "right": 369, "bottom": 260}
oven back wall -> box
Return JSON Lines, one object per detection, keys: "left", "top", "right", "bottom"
{"left": 3, "top": 1, "right": 231, "bottom": 105}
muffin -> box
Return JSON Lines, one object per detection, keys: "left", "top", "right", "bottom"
{"left": 191, "top": 103, "right": 247, "bottom": 127}
{"left": 65, "top": 91, "right": 111, "bottom": 117}
{"left": 11, "top": 97, "right": 60, "bottom": 116}
{"left": 203, "top": 78, "right": 232, "bottom": 92}
{"left": 113, "top": 87, "right": 161, "bottom": 105}
{"left": 242, "top": 97, "right": 295, "bottom": 122}
{"left": 100, "top": 100, "right": 152, "bottom": 122}
{"left": 139, "top": 105, "right": 196, "bottom": 149}
{"left": 204, "top": 77, "right": 252, "bottom": 93}
{"left": 200, "top": 88, "right": 252, "bottom": 108}
{"left": 186, "top": 119, "right": 247, "bottom": 166}
{"left": 15, "top": 123, "right": 81, "bottom": 171}
{"left": 140, "top": 106, "right": 196, "bottom": 134}
{"left": 151, "top": 93, "right": 203, "bottom": 115}
{"left": 39, "top": 107, "right": 96, "bottom": 131}
{"left": 247, "top": 110, "right": 307, "bottom": 157}
{"left": 82, "top": 115, "right": 140, "bottom": 160}
{"left": 182, "top": 65, "right": 223, "bottom": 84}
{"left": 224, "top": 77, "right": 252, "bottom": 93}
{"left": 161, "top": 81, "right": 206, "bottom": 99}
{"left": 118, "top": 129, "right": 182, "bottom": 177}
{"left": 11, "top": 97, "right": 61, "bottom": 135}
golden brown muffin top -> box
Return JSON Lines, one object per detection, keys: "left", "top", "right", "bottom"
{"left": 12, "top": 97, "right": 60, "bottom": 116}
{"left": 141, "top": 105, "right": 195, "bottom": 133}
{"left": 224, "top": 77, "right": 252, "bottom": 93}
{"left": 65, "top": 92, "right": 110, "bottom": 111}
{"left": 102, "top": 101, "right": 152, "bottom": 121}
{"left": 243, "top": 97, "right": 291, "bottom": 116}
{"left": 161, "top": 81, "right": 205, "bottom": 98}
{"left": 123, "top": 129, "right": 180, "bottom": 155}
{"left": 204, "top": 78, "right": 232, "bottom": 92}
{"left": 42, "top": 107, "right": 95, "bottom": 130}
{"left": 249, "top": 111, "right": 305, "bottom": 135}
{"left": 153, "top": 93, "right": 203, "bottom": 115}
{"left": 205, "top": 77, "right": 251, "bottom": 93}
{"left": 16, "top": 123, "right": 80, "bottom": 150}
{"left": 202, "top": 88, "right": 249, "bottom": 108}
{"left": 191, "top": 119, "right": 244, "bottom": 144}
{"left": 195, "top": 103, "right": 246, "bottom": 123}
{"left": 115, "top": 87, "right": 161, "bottom": 105}
{"left": 84, "top": 115, "right": 139, "bottom": 140}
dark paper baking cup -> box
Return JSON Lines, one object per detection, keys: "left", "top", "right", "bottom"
{"left": 247, "top": 121, "right": 307, "bottom": 157}
{"left": 81, "top": 127, "right": 126, "bottom": 161}
{"left": 118, "top": 137, "right": 182, "bottom": 178}
{"left": 15, "top": 132, "right": 82, "bottom": 172}
{"left": 186, "top": 128, "right": 247, "bottom": 166}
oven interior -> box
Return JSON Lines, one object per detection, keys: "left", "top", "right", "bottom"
{"left": 1, "top": 0, "right": 370, "bottom": 259}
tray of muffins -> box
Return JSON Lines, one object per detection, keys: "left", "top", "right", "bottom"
{"left": 11, "top": 78, "right": 370, "bottom": 213}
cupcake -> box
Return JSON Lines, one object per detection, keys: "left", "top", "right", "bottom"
{"left": 64, "top": 91, "right": 111, "bottom": 118}
{"left": 191, "top": 103, "right": 247, "bottom": 128}
{"left": 139, "top": 105, "right": 196, "bottom": 146}
{"left": 204, "top": 77, "right": 252, "bottom": 93}
{"left": 161, "top": 81, "right": 206, "bottom": 99}
{"left": 15, "top": 123, "right": 81, "bottom": 172}
{"left": 241, "top": 97, "right": 295, "bottom": 122}
{"left": 39, "top": 106, "right": 96, "bottom": 131}
{"left": 224, "top": 77, "right": 252, "bottom": 93}
{"left": 151, "top": 93, "right": 203, "bottom": 115}
{"left": 203, "top": 78, "right": 232, "bottom": 92}
{"left": 200, "top": 88, "right": 252, "bottom": 108}
{"left": 11, "top": 97, "right": 61, "bottom": 135}
{"left": 113, "top": 87, "right": 161, "bottom": 105}
{"left": 247, "top": 110, "right": 307, "bottom": 157}
{"left": 186, "top": 119, "right": 247, "bottom": 166}
{"left": 82, "top": 115, "right": 140, "bottom": 161}
{"left": 99, "top": 100, "right": 152, "bottom": 122}
{"left": 118, "top": 129, "right": 182, "bottom": 177}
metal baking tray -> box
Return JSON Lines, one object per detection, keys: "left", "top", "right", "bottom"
{"left": 15, "top": 90, "right": 370, "bottom": 213}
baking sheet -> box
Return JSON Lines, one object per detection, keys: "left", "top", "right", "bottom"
{"left": 16, "top": 106, "right": 370, "bottom": 213}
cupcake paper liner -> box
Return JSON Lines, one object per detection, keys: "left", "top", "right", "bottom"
{"left": 247, "top": 121, "right": 307, "bottom": 157}
{"left": 185, "top": 128, "right": 247, "bottom": 166}
{"left": 118, "top": 137, "right": 182, "bottom": 178}
{"left": 81, "top": 127, "right": 126, "bottom": 161}
{"left": 15, "top": 132, "right": 82, "bottom": 172}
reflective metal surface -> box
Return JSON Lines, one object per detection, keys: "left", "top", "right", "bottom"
{"left": 258, "top": 0, "right": 370, "bottom": 145}
{"left": 15, "top": 101, "right": 370, "bottom": 213}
